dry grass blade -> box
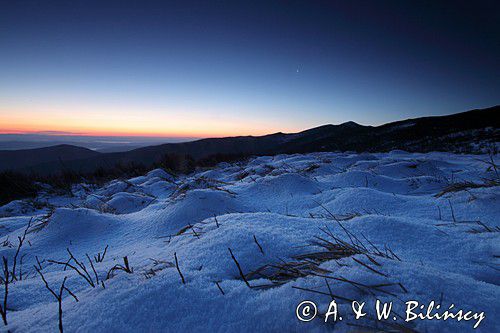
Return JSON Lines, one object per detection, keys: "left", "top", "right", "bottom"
{"left": 28, "top": 207, "right": 56, "bottom": 233}
{"left": 253, "top": 235, "right": 264, "bottom": 255}
{"left": 246, "top": 225, "right": 401, "bottom": 289}
{"left": 291, "top": 285, "right": 354, "bottom": 302}
{"left": 435, "top": 180, "right": 498, "bottom": 197}
{"left": 34, "top": 267, "right": 78, "bottom": 333}
{"left": 215, "top": 281, "right": 225, "bottom": 295}
{"left": 468, "top": 220, "right": 500, "bottom": 234}
{"left": 94, "top": 245, "right": 108, "bottom": 263}
{"left": 106, "top": 256, "right": 133, "bottom": 279}
{"left": 351, "top": 257, "right": 388, "bottom": 277}
{"left": 0, "top": 257, "right": 9, "bottom": 325}
{"left": 309, "top": 273, "right": 399, "bottom": 297}
{"left": 228, "top": 248, "right": 251, "bottom": 288}
{"left": 246, "top": 261, "right": 331, "bottom": 284}
{"left": 48, "top": 252, "right": 96, "bottom": 288}
{"left": 11, "top": 217, "right": 33, "bottom": 281}
{"left": 174, "top": 252, "right": 185, "bottom": 284}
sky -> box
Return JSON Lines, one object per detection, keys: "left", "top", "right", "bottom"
{"left": 1, "top": 0, "right": 499, "bottom": 138}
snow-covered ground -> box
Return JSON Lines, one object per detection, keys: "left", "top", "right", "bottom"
{"left": 0, "top": 151, "right": 498, "bottom": 332}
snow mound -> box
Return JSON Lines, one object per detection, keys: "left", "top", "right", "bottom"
{"left": 0, "top": 151, "right": 498, "bottom": 332}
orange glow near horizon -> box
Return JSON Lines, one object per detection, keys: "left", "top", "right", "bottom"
{"left": 0, "top": 107, "right": 302, "bottom": 138}
{"left": 0, "top": 128, "right": 205, "bottom": 138}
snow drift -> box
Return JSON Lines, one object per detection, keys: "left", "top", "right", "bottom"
{"left": 0, "top": 151, "right": 498, "bottom": 332}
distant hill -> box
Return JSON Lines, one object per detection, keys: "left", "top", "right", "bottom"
{"left": 0, "top": 145, "right": 101, "bottom": 172}
{"left": 0, "top": 105, "right": 498, "bottom": 175}
{"left": 276, "top": 105, "right": 500, "bottom": 154}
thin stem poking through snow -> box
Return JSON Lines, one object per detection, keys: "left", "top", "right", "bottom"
{"left": 228, "top": 248, "right": 251, "bottom": 288}
{"left": 253, "top": 235, "right": 264, "bottom": 255}
{"left": 11, "top": 217, "right": 33, "bottom": 281}
{"left": 174, "top": 252, "right": 185, "bottom": 284}
{"left": 215, "top": 281, "right": 225, "bottom": 295}
{"left": 34, "top": 267, "right": 78, "bottom": 333}
{"left": 0, "top": 257, "right": 9, "bottom": 325}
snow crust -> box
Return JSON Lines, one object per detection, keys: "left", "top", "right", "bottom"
{"left": 0, "top": 151, "right": 498, "bottom": 332}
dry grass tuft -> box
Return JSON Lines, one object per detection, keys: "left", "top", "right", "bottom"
{"left": 28, "top": 207, "right": 56, "bottom": 233}
{"left": 435, "top": 180, "right": 498, "bottom": 197}
{"left": 467, "top": 220, "right": 500, "bottom": 234}
{"left": 246, "top": 223, "right": 400, "bottom": 289}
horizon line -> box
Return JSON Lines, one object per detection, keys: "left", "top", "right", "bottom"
{"left": 1, "top": 104, "right": 497, "bottom": 139}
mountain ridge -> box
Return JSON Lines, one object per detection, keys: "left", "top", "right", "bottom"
{"left": 1, "top": 105, "right": 498, "bottom": 175}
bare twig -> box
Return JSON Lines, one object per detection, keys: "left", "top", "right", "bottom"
{"left": 292, "top": 285, "right": 354, "bottom": 302}
{"left": 35, "top": 256, "right": 43, "bottom": 270}
{"left": 188, "top": 224, "right": 200, "bottom": 239}
{"left": 253, "top": 235, "right": 264, "bottom": 255}
{"left": 228, "top": 248, "right": 251, "bottom": 288}
{"left": 0, "top": 257, "right": 9, "bottom": 325}
{"left": 11, "top": 217, "right": 33, "bottom": 281}
{"left": 85, "top": 254, "right": 100, "bottom": 286}
{"left": 174, "top": 252, "right": 185, "bottom": 284}
{"left": 94, "top": 245, "right": 108, "bottom": 263}
{"left": 34, "top": 267, "right": 78, "bottom": 333}
{"left": 215, "top": 281, "right": 225, "bottom": 295}
{"left": 48, "top": 257, "right": 95, "bottom": 288}
{"left": 448, "top": 200, "right": 456, "bottom": 223}
{"left": 106, "top": 256, "right": 133, "bottom": 279}
{"left": 352, "top": 257, "right": 388, "bottom": 277}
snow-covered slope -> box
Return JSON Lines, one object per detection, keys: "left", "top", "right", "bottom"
{"left": 0, "top": 152, "right": 498, "bottom": 332}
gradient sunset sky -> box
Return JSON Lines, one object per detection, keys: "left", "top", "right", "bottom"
{"left": 1, "top": 0, "right": 499, "bottom": 137}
